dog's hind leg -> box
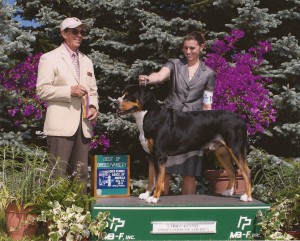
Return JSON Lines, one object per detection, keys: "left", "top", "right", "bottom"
{"left": 139, "top": 158, "right": 156, "bottom": 200}
{"left": 214, "top": 146, "right": 235, "bottom": 196}
{"left": 224, "top": 146, "right": 253, "bottom": 202}
{"left": 237, "top": 156, "right": 252, "bottom": 202}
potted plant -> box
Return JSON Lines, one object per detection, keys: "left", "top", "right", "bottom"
{"left": 0, "top": 145, "right": 57, "bottom": 240}
{"left": 36, "top": 201, "right": 109, "bottom": 241}
{"left": 34, "top": 175, "right": 94, "bottom": 216}
{"left": 35, "top": 177, "right": 110, "bottom": 241}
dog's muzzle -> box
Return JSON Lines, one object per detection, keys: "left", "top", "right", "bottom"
{"left": 117, "top": 97, "right": 138, "bottom": 115}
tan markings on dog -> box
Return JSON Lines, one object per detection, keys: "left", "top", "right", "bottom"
{"left": 147, "top": 159, "right": 156, "bottom": 193}
{"left": 120, "top": 93, "right": 143, "bottom": 111}
{"left": 147, "top": 138, "right": 154, "bottom": 153}
{"left": 153, "top": 162, "right": 166, "bottom": 199}
{"left": 136, "top": 100, "right": 143, "bottom": 111}
{"left": 222, "top": 145, "right": 252, "bottom": 199}
{"left": 202, "top": 135, "right": 226, "bottom": 151}
{"left": 121, "top": 101, "right": 139, "bottom": 111}
{"left": 215, "top": 146, "right": 236, "bottom": 190}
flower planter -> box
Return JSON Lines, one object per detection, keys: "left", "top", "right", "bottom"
{"left": 284, "top": 230, "right": 300, "bottom": 240}
{"left": 5, "top": 204, "right": 38, "bottom": 240}
{"left": 203, "top": 169, "right": 245, "bottom": 195}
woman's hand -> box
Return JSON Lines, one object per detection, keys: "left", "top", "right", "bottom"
{"left": 138, "top": 75, "right": 150, "bottom": 86}
{"left": 138, "top": 67, "right": 171, "bottom": 85}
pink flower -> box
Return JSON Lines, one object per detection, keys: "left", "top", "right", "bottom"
{"left": 205, "top": 29, "right": 276, "bottom": 135}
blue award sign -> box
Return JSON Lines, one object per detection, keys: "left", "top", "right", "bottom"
{"left": 93, "top": 155, "right": 130, "bottom": 197}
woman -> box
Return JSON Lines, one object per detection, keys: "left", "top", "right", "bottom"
{"left": 138, "top": 31, "right": 216, "bottom": 195}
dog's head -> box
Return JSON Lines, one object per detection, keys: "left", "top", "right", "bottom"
{"left": 115, "top": 84, "right": 157, "bottom": 115}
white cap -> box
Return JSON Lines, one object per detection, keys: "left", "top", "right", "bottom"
{"left": 60, "top": 17, "right": 88, "bottom": 31}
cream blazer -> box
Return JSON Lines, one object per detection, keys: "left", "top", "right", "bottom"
{"left": 36, "top": 44, "right": 98, "bottom": 138}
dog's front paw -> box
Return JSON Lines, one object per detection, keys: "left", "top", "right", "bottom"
{"left": 240, "top": 193, "right": 253, "bottom": 202}
{"left": 146, "top": 196, "right": 159, "bottom": 203}
{"left": 222, "top": 188, "right": 234, "bottom": 196}
{"left": 139, "top": 191, "right": 151, "bottom": 200}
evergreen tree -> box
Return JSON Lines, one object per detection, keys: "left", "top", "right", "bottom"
{"left": 0, "top": 0, "right": 35, "bottom": 147}
{"left": 0, "top": 0, "right": 35, "bottom": 68}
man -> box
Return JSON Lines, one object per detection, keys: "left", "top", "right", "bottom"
{"left": 36, "top": 17, "right": 99, "bottom": 192}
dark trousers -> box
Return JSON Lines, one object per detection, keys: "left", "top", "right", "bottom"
{"left": 47, "top": 122, "right": 90, "bottom": 193}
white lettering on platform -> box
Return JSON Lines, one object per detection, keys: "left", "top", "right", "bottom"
{"left": 151, "top": 221, "right": 216, "bottom": 234}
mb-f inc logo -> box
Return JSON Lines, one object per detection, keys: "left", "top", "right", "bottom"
{"left": 229, "top": 216, "right": 252, "bottom": 239}
{"left": 105, "top": 217, "right": 136, "bottom": 240}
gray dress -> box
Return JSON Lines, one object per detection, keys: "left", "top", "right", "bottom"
{"left": 163, "top": 58, "right": 216, "bottom": 176}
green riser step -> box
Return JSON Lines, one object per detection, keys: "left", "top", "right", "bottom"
{"left": 91, "top": 194, "right": 269, "bottom": 240}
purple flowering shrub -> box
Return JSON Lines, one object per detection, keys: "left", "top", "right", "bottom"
{"left": 90, "top": 133, "right": 111, "bottom": 152}
{"left": 0, "top": 53, "right": 46, "bottom": 128}
{"left": 0, "top": 53, "right": 110, "bottom": 152}
{"left": 205, "top": 29, "right": 276, "bottom": 135}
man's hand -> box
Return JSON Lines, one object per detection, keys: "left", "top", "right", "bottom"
{"left": 88, "top": 106, "right": 98, "bottom": 122}
{"left": 71, "top": 84, "right": 88, "bottom": 97}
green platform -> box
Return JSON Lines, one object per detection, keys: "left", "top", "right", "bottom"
{"left": 91, "top": 194, "right": 269, "bottom": 240}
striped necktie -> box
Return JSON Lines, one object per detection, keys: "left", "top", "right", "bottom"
{"left": 72, "top": 53, "right": 80, "bottom": 79}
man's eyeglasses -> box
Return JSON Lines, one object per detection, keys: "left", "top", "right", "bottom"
{"left": 67, "top": 29, "right": 87, "bottom": 36}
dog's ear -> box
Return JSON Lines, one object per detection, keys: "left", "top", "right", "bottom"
{"left": 137, "top": 86, "right": 157, "bottom": 110}
{"left": 121, "top": 84, "right": 157, "bottom": 110}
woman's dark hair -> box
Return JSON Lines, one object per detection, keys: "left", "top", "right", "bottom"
{"left": 182, "top": 31, "right": 206, "bottom": 46}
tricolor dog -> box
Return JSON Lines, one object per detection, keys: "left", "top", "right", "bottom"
{"left": 116, "top": 84, "right": 252, "bottom": 203}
